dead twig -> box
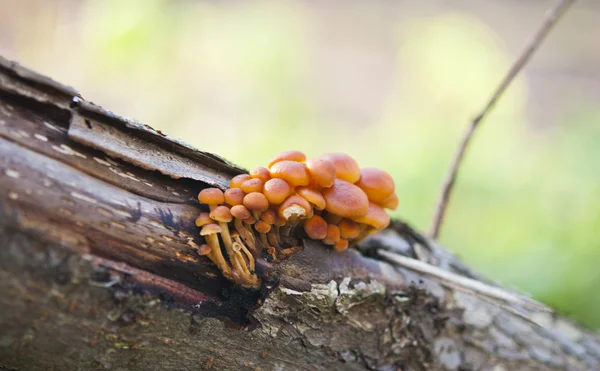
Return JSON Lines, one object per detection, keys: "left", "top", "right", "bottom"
{"left": 428, "top": 0, "right": 577, "bottom": 239}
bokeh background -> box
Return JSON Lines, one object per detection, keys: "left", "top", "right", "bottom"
{"left": 1, "top": 0, "right": 599, "bottom": 328}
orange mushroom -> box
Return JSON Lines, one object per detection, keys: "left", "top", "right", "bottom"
{"left": 224, "top": 188, "right": 245, "bottom": 206}
{"left": 269, "top": 161, "right": 310, "bottom": 187}
{"left": 355, "top": 168, "right": 395, "bottom": 204}
{"left": 241, "top": 178, "right": 264, "bottom": 193}
{"left": 322, "top": 179, "right": 369, "bottom": 218}
{"left": 338, "top": 218, "right": 360, "bottom": 239}
{"left": 230, "top": 174, "right": 251, "bottom": 188}
{"left": 303, "top": 215, "right": 328, "bottom": 240}
{"left": 353, "top": 202, "right": 390, "bottom": 230}
{"left": 319, "top": 153, "right": 361, "bottom": 183}
{"left": 267, "top": 150, "right": 306, "bottom": 168}
{"left": 306, "top": 157, "right": 336, "bottom": 188}
{"left": 296, "top": 186, "right": 326, "bottom": 210}
{"left": 263, "top": 178, "right": 292, "bottom": 205}
{"left": 249, "top": 166, "right": 271, "bottom": 183}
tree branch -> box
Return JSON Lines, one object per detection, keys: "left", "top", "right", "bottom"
{"left": 428, "top": 0, "right": 578, "bottom": 239}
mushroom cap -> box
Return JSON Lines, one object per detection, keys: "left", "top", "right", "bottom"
{"left": 243, "top": 192, "right": 270, "bottom": 212}
{"left": 303, "top": 215, "right": 328, "bottom": 240}
{"left": 254, "top": 220, "right": 271, "bottom": 234}
{"left": 355, "top": 168, "right": 396, "bottom": 204}
{"left": 241, "top": 178, "right": 264, "bottom": 193}
{"left": 250, "top": 166, "right": 271, "bottom": 183}
{"left": 338, "top": 218, "right": 360, "bottom": 239}
{"left": 267, "top": 150, "right": 306, "bottom": 168}
{"left": 381, "top": 193, "right": 399, "bottom": 211}
{"left": 197, "top": 244, "right": 212, "bottom": 256}
{"left": 224, "top": 188, "right": 245, "bottom": 206}
{"left": 319, "top": 153, "right": 361, "bottom": 183}
{"left": 198, "top": 188, "right": 225, "bottom": 205}
{"left": 261, "top": 209, "right": 277, "bottom": 225}
{"left": 210, "top": 205, "right": 233, "bottom": 223}
{"left": 269, "top": 161, "right": 310, "bottom": 187}
{"left": 323, "top": 224, "right": 341, "bottom": 245}
{"left": 296, "top": 186, "right": 326, "bottom": 210}
{"left": 200, "top": 223, "right": 222, "bottom": 236}
{"left": 244, "top": 215, "right": 257, "bottom": 224}
{"left": 306, "top": 157, "right": 336, "bottom": 188}
{"left": 278, "top": 194, "right": 313, "bottom": 220}
{"left": 230, "top": 204, "right": 251, "bottom": 220}
{"left": 322, "top": 179, "right": 369, "bottom": 218}
{"left": 230, "top": 174, "right": 251, "bottom": 188}
{"left": 263, "top": 178, "right": 292, "bottom": 205}
{"left": 352, "top": 202, "right": 390, "bottom": 229}
{"left": 333, "top": 239, "right": 349, "bottom": 252}
{"left": 273, "top": 217, "right": 287, "bottom": 227}
{"left": 195, "top": 212, "right": 213, "bottom": 227}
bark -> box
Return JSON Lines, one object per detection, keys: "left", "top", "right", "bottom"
{"left": 0, "top": 56, "right": 599, "bottom": 371}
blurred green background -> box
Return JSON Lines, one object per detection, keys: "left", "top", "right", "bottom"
{"left": 1, "top": 0, "right": 599, "bottom": 328}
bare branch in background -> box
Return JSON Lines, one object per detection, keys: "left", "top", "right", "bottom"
{"left": 428, "top": 0, "right": 578, "bottom": 239}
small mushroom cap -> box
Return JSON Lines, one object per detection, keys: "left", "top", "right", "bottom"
{"left": 261, "top": 209, "right": 277, "bottom": 225}
{"left": 381, "top": 193, "right": 399, "bottom": 211}
{"left": 243, "top": 192, "right": 270, "bottom": 212}
{"left": 319, "top": 153, "right": 361, "bottom": 183}
{"left": 224, "top": 188, "right": 245, "bottom": 206}
{"left": 241, "top": 178, "right": 264, "bottom": 193}
{"left": 322, "top": 179, "right": 369, "bottom": 218}
{"left": 306, "top": 157, "right": 336, "bottom": 188}
{"left": 273, "top": 217, "right": 287, "bottom": 227}
{"left": 263, "top": 178, "right": 292, "bottom": 205}
{"left": 267, "top": 150, "right": 306, "bottom": 168}
{"left": 230, "top": 204, "right": 251, "bottom": 219}
{"left": 338, "top": 218, "right": 360, "bottom": 239}
{"left": 254, "top": 220, "right": 271, "bottom": 234}
{"left": 250, "top": 167, "right": 271, "bottom": 183}
{"left": 197, "top": 244, "right": 212, "bottom": 256}
{"left": 230, "top": 174, "right": 251, "bottom": 188}
{"left": 269, "top": 161, "right": 310, "bottom": 187}
{"left": 278, "top": 194, "right": 313, "bottom": 220}
{"left": 200, "top": 223, "right": 222, "bottom": 236}
{"left": 352, "top": 202, "right": 390, "bottom": 230}
{"left": 244, "top": 215, "right": 257, "bottom": 224}
{"left": 210, "top": 205, "right": 233, "bottom": 223}
{"left": 195, "top": 212, "right": 212, "bottom": 227}
{"left": 333, "top": 239, "right": 349, "bottom": 252}
{"left": 303, "top": 215, "right": 328, "bottom": 240}
{"left": 296, "top": 186, "right": 326, "bottom": 210}
{"left": 323, "top": 224, "right": 341, "bottom": 245}
{"left": 198, "top": 188, "right": 225, "bottom": 205}
{"left": 355, "top": 168, "right": 395, "bottom": 204}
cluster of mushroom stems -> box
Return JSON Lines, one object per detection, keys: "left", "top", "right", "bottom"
{"left": 195, "top": 151, "right": 398, "bottom": 288}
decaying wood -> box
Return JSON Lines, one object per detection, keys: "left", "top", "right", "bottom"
{"left": 1, "top": 56, "right": 599, "bottom": 371}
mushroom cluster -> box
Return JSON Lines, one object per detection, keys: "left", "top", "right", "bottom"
{"left": 196, "top": 151, "right": 398, "bottom": 288}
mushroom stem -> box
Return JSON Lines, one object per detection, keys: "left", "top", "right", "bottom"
{"left": 267, "top": 230, "right": 279, "bottom": 246}
{"left": 234, "top": 218, "right": 257, "bottom": 253}
{"left": 259, "top": 233, "right": 271, "bottom": 250}
{"left": 205, "top": 234, "right": 231, "bottom": 276}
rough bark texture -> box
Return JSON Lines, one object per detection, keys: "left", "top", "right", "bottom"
{"left": 1, "top": 56, "right": 599, "bottom": 371}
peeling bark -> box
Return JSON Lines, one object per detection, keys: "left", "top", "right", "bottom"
{"left": 1, "top": 56, "right": 599, "bottom": 370}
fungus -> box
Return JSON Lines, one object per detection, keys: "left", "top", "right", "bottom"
{"left": 224, "top": 188, "right": 245, "bottom": 206}
{"left": 230, "top": 174, "right": 251, "bottom": 188}
{"left": 269, "top": 161, "right": 310, "bottom": 187}
{"left": 338, "top": 218, "right": 360, "bottom": 239}
{"left": 296, "top": 186, "right": 326, "bottom": 210}
{"left": 306, "top": 157, "right": 336, "bottom": 188}
{"left": 319, "top": 153, "right": 361, "bottom": 183}
{"left": 323, "top": 224, "right": 341, "bottom": 245}
{"left": 250, "top": 166, "right": 271, "bottom": 183}
{"left": 303, "top": 215, "right": 328, "bottom": 240}
{"left": 355, "top": 168, "right": 395, "bottom": 204}
{"left": 263, "top": 178, "right": 292, "bottom": 205}
{"left": 381, "top": 193, "right": 399, "bottom": 211}
{"left": 267, "top": 150, "right": 306, "bottom": 168}
{"left": 196, "top": 150, "right": 398, "bottom": 289}
{"left": 322, "top": 179, "right": 369, "bottom": 218}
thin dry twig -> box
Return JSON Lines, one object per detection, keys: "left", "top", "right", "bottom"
{"left": 428, "top": 0, "right": 577, "bottom": 239}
